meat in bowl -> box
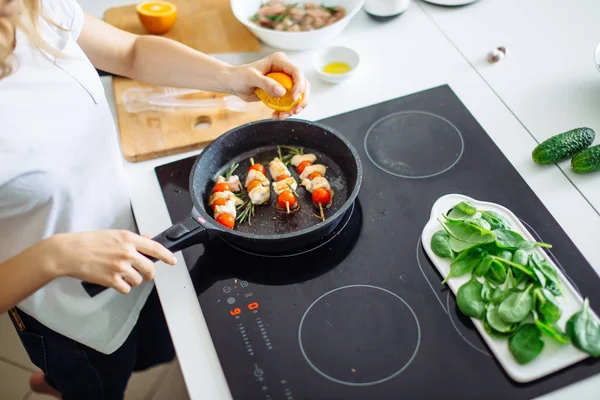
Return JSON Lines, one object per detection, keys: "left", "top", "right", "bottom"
{"left": 251, "top": 1, "right": 346, "bottom": 32}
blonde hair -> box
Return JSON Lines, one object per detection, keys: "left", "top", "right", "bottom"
{"left": 0, "top": 0, "right": 62, "bottom": 79}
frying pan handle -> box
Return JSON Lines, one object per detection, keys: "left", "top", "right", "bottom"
{"left": 81, "top": 215, "right": 209, "bottom": 297}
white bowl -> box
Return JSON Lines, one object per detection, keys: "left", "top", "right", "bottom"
{"left": 313, "top": 46, "right": 360, "bottom": 84}
{"left": 231, "top": 0, "right": 365, "bottom": 51}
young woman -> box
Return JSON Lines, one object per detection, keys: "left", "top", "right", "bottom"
{"left": 0, "top": 0, "right": 310, "bottom": 398}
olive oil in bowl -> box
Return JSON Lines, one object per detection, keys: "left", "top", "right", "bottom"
{"left": 313, "top": 46, "right": 360, "bottom": 84}
{"left": 322, "top": 62, "right": 352, "bottom": 75}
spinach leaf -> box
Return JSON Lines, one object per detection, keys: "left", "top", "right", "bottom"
{"left": 546, "top": 280, "right": 562, "bottom": 297}
{"left": 517, "top": 240, "right": 554, "bottom": 250}
{"left": 526, "top": 254, "right": 557, "bottom": 290}
{"left": 534, "top": 319, "right": 570, "bottom": 344}
{"left": 566, "top": 298, "right": 600, "bottom": 357}
{"left": 480, "top": 210, "right": 511, "bottom": 230}
{"left": 491, "top": 286, "right": 509, "bottom": 304}
{"left": 481, "top": 280, "right": 494, "bottom": 302}
{"left": 449, "top": 236, "right": 477, "bottom": 253}
{"left": 509, "top": 324, "right": 545, "bottom": 364}
{"left": 441, "top": 246, "right": 486, "bottom": 284}
{"left": 515, "top": 271, "right": 532, "bottom": 287}
{"left": 475, "top": 255, "right": 493, "bottom": 277}
{"left": 498, "top": 284, "right": 534, "bottom": 323}
{"left": 483, "top": 317, "right": 515, "bottom": 339}
{"left": 494, "top": 229, "right": 527, "bottom": 250}
{"left": 456, "top": 278, "right": 486, "bottom": 319}
{"left": 491, "top": 256, "right": 536, "bottom": 281}
{"left": 481, "top": 241, "right": 502, "bottom": 255}
{"left": 431, "top": 230, "right": 453, "bottom": 259}
{"left": 512, "top": 249, "right": 529, "bottom": 266}
{"left": 530, "top": 252, "right": 562, "bottom": 295}
{"left": 465, "top": 217, "right": 491, "bottom": 231}
{"left": 535, "top": 288, "right": 562, "bottom": 324}
{"left": 498, "top": 250, "right": 513, "bottom": 261}
{"left": 447, "top": 201, "right": 477, "bottom": 220}
{"left": 507, "top": 268, "right": 518, "bottom": 289}
{"left": 492, "top": 287, "right": 521, "bottom": 305}
{"left": 512, "top": 249, "right": 529, "bottom": 286}
{"left": 531, "top": 264, "right": 547, "bottom": 288}
{"left": 439, "top": 218, "right": 496, "bottom": 249}
{"left": 515, "top": 270, "right": 532, "bottom": 287}
{"left": 486, "top": 260, "right": 507, "bottom": 285}
{"left": 486, "top": 302, "right": 517, "bottom": 333}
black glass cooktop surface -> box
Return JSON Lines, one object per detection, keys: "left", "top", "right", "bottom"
{"left": 155, "top": 85, "right": 600, "bottom": 399}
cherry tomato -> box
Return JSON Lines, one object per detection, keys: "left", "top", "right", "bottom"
{"left": 216, "top": 213, "right": 235, "bottom": 229}
{"left": 277, "top": 174, "right": 291, "bottom": 181}
{"left": 278, "top": 191, "right": 297, "bottom": 209}
{"left": 211, "top": 198, "right": 227, "bottom": 211}
{"left": 297, "top": 160, "right": 312, "bottom": 174}
{"left": 247, "top": 179, "right": 262, "bottom": 193}
{"left": 312, "top": 187, "right": 331, "bottom": 206}
{"left": 308, "top": 172, "right": 323, "bottom": 180}
{"left": 249, "top": 163, "right": 267, "bottom": 176}
{"left": 213, "top": 182, "right": 231, "bottom": 193}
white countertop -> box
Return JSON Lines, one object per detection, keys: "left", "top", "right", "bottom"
{"left": 85, "top": 0, "right": 600, "bottom": 398}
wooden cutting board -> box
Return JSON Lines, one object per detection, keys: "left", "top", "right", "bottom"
{"left": 104, "top": 0, "right": 270, "bottom": 162}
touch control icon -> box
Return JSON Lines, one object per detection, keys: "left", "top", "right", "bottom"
{"left": 254, "top": 364, "right": 264, "bottom": 378}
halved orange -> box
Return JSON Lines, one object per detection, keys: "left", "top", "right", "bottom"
{"left": 136, "top": 1, "right": 177, "bottom": 34}
{"left": 255, "top": 72, "right": 303, "bottom": 113}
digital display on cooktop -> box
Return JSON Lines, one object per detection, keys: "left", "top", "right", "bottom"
{"left": 155, "top": 85, "right": 600, "bottom": 399}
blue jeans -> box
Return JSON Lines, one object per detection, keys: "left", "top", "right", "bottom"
{"left": 8, "top": 288, "right": 175, "bottom": 400}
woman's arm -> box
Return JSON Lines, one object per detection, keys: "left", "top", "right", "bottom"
{"left": 0, "top": 239, "right": 60, "bottom": 314}
{"left": 77, "top": 13, "right": 309, "bottom": 117}
{"left": 0, "top": 231, "right": 176, "bottom": 314}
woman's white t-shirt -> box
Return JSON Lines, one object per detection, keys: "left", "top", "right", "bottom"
{"left": 0, "top": 0, "right": 155, "bottom": 354}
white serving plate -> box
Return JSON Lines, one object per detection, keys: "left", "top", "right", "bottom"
{"left": 421, "top": 193, "right": 593, "bottom": 383}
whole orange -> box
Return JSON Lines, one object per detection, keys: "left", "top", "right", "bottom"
{"left": 255, "top": 72, "right": 303, "bottom": 113}
{"left": 136, "top": 1, "right": 177, "bottom": 35}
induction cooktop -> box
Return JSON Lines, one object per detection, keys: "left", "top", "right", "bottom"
{"left": 155, "top": 85, "right": 600, "bottom": 399}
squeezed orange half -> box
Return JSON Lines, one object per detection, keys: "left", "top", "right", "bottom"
{"left": 255, "top": 72, "right": 304, "bottom": 113}
{"left": 136, "top": 1, "right": 177, "bottom": 34}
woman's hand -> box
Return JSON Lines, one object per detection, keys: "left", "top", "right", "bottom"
{"left": 228, "top": 52, "right": 310, "bottom": 120}
{"left": 45, "top": 230, "right": 177, "bottom": 295}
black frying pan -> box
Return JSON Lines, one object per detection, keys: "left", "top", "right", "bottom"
{"left": 83, "top": 119, "right": 363, "bottom": 296}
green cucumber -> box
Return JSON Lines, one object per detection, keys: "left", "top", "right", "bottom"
{"left": 532, "top": 127, "right": 595, "bottom": 165}
{"left": 571, "top": 144, "right": 600, "bottom": 174}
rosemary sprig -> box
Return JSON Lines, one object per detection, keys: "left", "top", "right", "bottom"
{"left": 279, "top": 145, "right": 304, "bottom": 166}
{"left": 279, "top": 145, "right": 304, "bottom": 155}
{"left": 225, "top": 162, "right": 239, "bottom": 180}
{"left": 236, "top": 201, "right": 254, "bottom": 225}
{"left": 286, "top": 182, "right": 299, "bottom": 197}
{"left": 235, "top": 191, "right": 247, "bottom": 202}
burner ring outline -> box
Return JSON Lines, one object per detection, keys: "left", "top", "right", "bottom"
{"left": 364, "top": 110, "right": 465, "bottom": 179}
{"left": 298, "top": 284, "right": 421, "bottom": 387}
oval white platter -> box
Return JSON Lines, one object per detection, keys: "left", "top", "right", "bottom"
{"left": 421, "top": 193, "right": 593, "bottom": 383}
